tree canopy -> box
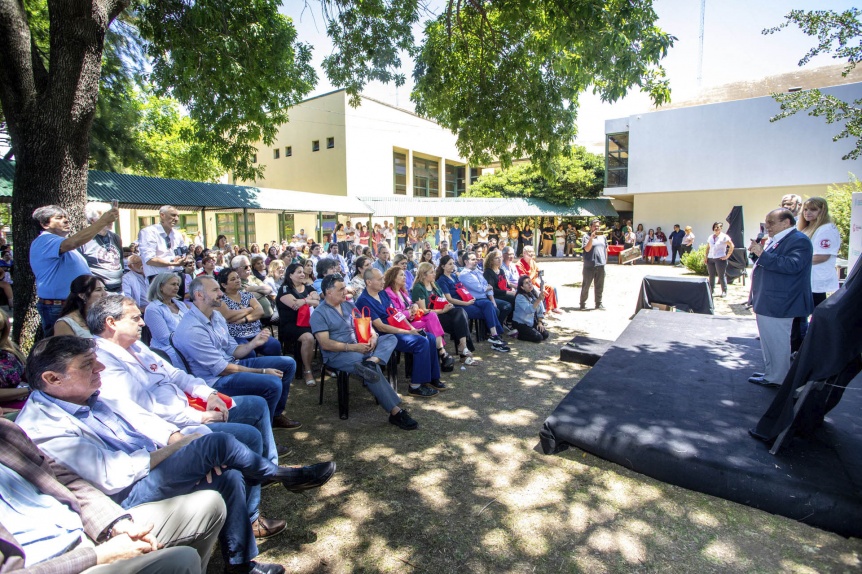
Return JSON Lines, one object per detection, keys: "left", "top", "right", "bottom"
{"left": 764, "top": 8, "right": 862, "bottom": 160}
{"left": 465, "top": 146, "right": 605, "bottom": 205}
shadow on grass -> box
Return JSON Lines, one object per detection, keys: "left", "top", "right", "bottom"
{"left": 205, "top": 321, "right": 862, "bottom": 574}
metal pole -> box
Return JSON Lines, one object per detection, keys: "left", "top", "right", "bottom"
{"left": 242, "top": 208, "right": 250, "bottom": 248}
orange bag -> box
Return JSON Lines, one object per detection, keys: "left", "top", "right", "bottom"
{"left": 386, "top": 307, "right": 413, "bottom": 330}
{"left": 352, "top": 306, "right": 373, "bottom": 343}
{"left": 186, "top": 392, "right": 233, "bottom": 412}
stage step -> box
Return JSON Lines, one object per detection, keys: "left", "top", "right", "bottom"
{"left": 560, "top": 336, "right": 613, "bottom": 366}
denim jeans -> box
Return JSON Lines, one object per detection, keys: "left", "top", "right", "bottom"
{"left": 36, "top": 302, "right": 64, "bottom": 335}
{"left": 462, "top": 299, "right": 505, "bottom": 334}
{"left": 234, "top": 335, "right": 282, "bottom": 357}
{"left": 323, "top": 334, "right": 400, "bottom": 411}
{"left": 213, "top": 356, "right": 296, "bottom": 420}
{"left": 119, "top": 432, "right": 283, "bottom": 565}
{"left": 394, "top": 331, "right": 440, "bottom": 385}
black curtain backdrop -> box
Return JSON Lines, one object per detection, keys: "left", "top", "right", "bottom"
{"left": 725, "top": 206, "right": 747, "bottom": 279}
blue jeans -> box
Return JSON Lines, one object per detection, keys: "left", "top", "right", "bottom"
{"left": 119, "top": 432, "right": 284, "bottom": 565}
{"left": 36, "top": 302, "right": 64, "bottom": 335}
{"left": 213, "top": 356, "right": 296, "bottom": 420}
{"left": 463, "top": 299, "right": 505, "bottom": 334}
{"left": 394, "top": 332, "right": 440, "bottom": 385}
{"left": 235, "top": 335, "right": 282, "bottom": 357}
{"left": 208, "top": 395, "right": 277, "bottom": 525}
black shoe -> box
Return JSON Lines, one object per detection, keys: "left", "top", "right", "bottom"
{"left": 751, "top": 372, "right": 764, "bottom": 378}
{"left": 579, "top": 304, "right": 587, "bottom": 311}
{"left": 408, "top": 385, "right": 439, "bottom": 397}
{"left": 276, "top": 444, "right": 293, "bottom": 460}
{"left": 595, "top": 304, "right": 606, "bottom": 310}
{"left": 279, "top": 461, "right": 337, "bottom": 492}
{"left": 489, "top": 335, "right": 510, "bottom": 352}
{"left": 748, "top": 375, "right": 780, "bottom": 387}
{"left": 429, "top": 379, "right": 447, "bottom": 391}
{"left": 440, "top": 352, "right": 456, "bottom": 372}
{"left": 389, "top": 409, "right": 418, "bottom": 430}
{"left": 224, "top": 561, "right": 286, "bottom": 574}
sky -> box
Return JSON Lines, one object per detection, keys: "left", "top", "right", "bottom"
{"left": 281, "top": 0, "right": 859, "bottom": 151}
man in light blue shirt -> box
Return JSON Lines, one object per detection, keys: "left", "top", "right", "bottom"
{"left": 174, "top": 276, "right": 299, "bottom": 429}
{"left": 432, "top": 241, "right": 457, "bottom": 264}
{"left": 372, "top": 245, "right": 392, "bottom": 274}
{"left": 30, "top": 204, "right": 119, "bottom": 332}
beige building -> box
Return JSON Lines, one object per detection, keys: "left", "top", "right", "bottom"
{"left": 234, "top": 89, "right": 478, "bottom": 234}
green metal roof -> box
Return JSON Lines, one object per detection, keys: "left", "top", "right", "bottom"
{"left": 0, "top": 160, "right": 373, "bottom": 215}
{"left": 357, "top": 196, "right": 617, "bottom": 218}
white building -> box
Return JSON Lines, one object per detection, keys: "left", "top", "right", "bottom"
{"left": 603, "top": 72, "right": 862, "bottom": 251}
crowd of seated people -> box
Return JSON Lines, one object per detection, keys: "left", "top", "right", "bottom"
{"left": 4, "top": 204, "right": 572, "bottom": 572}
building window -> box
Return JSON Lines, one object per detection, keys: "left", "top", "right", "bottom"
{"left": 393, "top": 152, "right": 407, "bottom": 195}
{"left": 469, "top": 167, "right": 483, "bottom": 184}
{"left": 252, "top": 154, "right": 257, "bottom": 163}
{"left": 273, "top": 148, "right": 280, "bottom": 159}
{"left": 138, "top": 216, "right": 156, "bottom": 230}
{"left": 312, "top": 140, "right": 320, "bottom": 152}
{"left": 327, "top": 137, "right": 335, "bottom": 149}
{"left": 606, "top": 132, "right": 629, "bottom": 188}
{"left": 216, "top": 213, "right": 256, "bottom": 246}
{"left": 178, "top": 214, "right": 198, "bottom": 235}
{"left": 285, "top": 146, "right": 292, "bottom": 157}
{"left": 413, "top": 156, "right": 439, "bottom": 197}
{"left": 278, "top": 213, "right": 295, "bottom": 241}
{"left": 445, "top": 164, "right": 466, "bottom": 197}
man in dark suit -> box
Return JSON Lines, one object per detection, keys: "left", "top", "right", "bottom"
{"left": 747, "top": 208, "right": 813, "bottom": 387}
{"left": 0, "top": 418, "right": 226, "bottom": 574}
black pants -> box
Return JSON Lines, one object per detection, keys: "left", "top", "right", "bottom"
{"left": 437, "top": 306, "right": 475, "bottom": 352}
{"left": 580, "top": 265, "right": 606, "bottom": 307}
{"left": 496, "top": 293, "right": 516, "bottom": 323}
{"left": 513, "top": 320, "right": 549, "bottom": 343}
{"left": 706, "top": 258, "right": 728, "bottom": 295}
{"left": 671, "top": 244, "right": 683, "bottom": 264}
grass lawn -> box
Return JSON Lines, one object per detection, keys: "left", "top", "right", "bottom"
{"left": 211, "top": 261, "right": 862, "bottom": 573}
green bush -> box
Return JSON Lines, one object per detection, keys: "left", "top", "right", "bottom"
{"left": 681, "top": 244, "right": 708, "bottom": 275}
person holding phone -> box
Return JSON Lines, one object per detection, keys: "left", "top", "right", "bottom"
{"left": 579, "top": 219, "right": 608, "bottom": 311}
{"left": 138, "top": 205, "right": 193, "bottom": 298}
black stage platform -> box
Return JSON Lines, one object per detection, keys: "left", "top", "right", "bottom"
{"left": 540, "top": 310, "right": 862, "bottom": 538}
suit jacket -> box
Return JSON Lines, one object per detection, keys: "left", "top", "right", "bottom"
{"left": 751, "top": 228, "right": 814, "bottom": 318}
{"left": 0, "top": 419, "right": 124, "bottom": 574}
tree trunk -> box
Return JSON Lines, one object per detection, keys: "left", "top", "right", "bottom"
{"left": 0, "top": 0, "right": 128, "bottom": 349}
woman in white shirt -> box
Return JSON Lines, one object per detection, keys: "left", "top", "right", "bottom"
{"left": 704, "top": 221, "right": 734, "bottom": 298}
{"left": 798, "top": 196, "right": 841, "bottom": 306}
{"left": 682, "top": 226, "right": 695, "bottom": 254}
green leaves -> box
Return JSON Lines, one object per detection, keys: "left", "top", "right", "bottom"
{"left": 765, "top": 8, "right": 862, "bottom": 161}
{"left": 465, "top": 146, "right": 604, "bottom": 205}
{"left": 137, "top": 0, "right": 316, "bottom": 180}
{"left": 410, "top": 0, "right": 673, "bottom": 175}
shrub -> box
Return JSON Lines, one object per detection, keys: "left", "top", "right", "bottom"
{"left": 682, "top": 244, "right": 708, "bottom": 275}
{"left": 825, "top": 174, "right": 858, "bottom": 259}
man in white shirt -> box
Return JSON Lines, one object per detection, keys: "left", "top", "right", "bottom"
{"left": 122, "top": 255, "right": 149, "bottom": 313}
{"left": 137, "top": 205, "right": 193, "bottom": 295}
{"left": 323, "top": 243, "right": 349, "bottom": 275}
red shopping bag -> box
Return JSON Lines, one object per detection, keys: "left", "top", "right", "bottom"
{"left": 497, "top": 275, "right": 508, "bottom": 290}
{"left": 186, "top": 392, "right": 234, "bottom": 412}
{"left": 429, "top": 294, "right": 448, "bottom": 310}
{"left": 387, "top": 307, "right": 413, "bottom": 330}
{"left": 352, "top": 306, "right": 373, "bottom": 343}
{"left": 296, "top": 303, "right": 311, "bottom": 327}
{"left": 454, "top": 282, "right": 475, "bottom": 302}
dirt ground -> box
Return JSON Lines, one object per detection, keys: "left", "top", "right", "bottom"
{"left": 213, "top": 259, "right": 862, "bottom": 573}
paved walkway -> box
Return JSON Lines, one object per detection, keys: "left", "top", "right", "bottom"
{"left": 535, "top": 258, "right": 753, "bottom": 341}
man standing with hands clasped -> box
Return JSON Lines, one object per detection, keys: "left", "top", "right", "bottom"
{"left": 579, "top": 219, "right": 608, "bottom": 311}
{"left": 746, "top": 208, "right": 813, "bottom": 388}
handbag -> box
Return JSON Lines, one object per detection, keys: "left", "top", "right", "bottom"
{"left": 429, "top": 294, "right": 449, "bottom": 310}
{"left": 186, "top": 392, "right": 233, "bottom": 412}
{"left": 296, "top": 302, "right": 311, "bottom": 327}
{"left": 386, "top": 307, "right": 413, "bottom": 330}
{"left": 352, "top": 306, "right": 373, "bottom": 343}
{"left": 454, "top": 282, "right": 475, "bottom": 302}
{"left": 497, "top": 275, "right": 508, "bottom": 291}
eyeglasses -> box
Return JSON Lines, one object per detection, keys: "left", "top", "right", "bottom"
{"left": 243, "top": 265, "right": 250, "bottom": 269}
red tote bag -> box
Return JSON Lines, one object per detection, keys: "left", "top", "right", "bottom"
{"left": 454, "top": 282, "right": 475, "bottom": 302}
{"left": 352, "top": 307, "right": 373, "bottom": 343}
{"left": 386, "top": 307, "right": 413, "bottom": 330}
{"left": 429, "top": 294, "right": 449, "bottom": 310}
{"left": 296, "top": 303, "right": 311, "bottom": 327}
{"left": 497, "top": 275, "right": 508, "bottom": 291}
{"left": 186, "top": 392, "right": 234, "bottom": 412}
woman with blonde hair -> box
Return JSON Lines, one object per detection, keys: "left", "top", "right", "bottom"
{"left": 798, "top": 196, "right": 841, "bottom": 306}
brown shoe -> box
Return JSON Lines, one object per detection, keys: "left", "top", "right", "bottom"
{"left": 252, "top": 516, "right": 286, "bottom": 539}
{"left": 272, "top": 414, "right": 302, "bottom": 430}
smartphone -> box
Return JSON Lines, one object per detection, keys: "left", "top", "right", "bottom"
{"left": 111, "top": 199, "right": 119, "bottom": 210}
{"left": 538, "top": 269, "right": 544, "bottom": 278}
